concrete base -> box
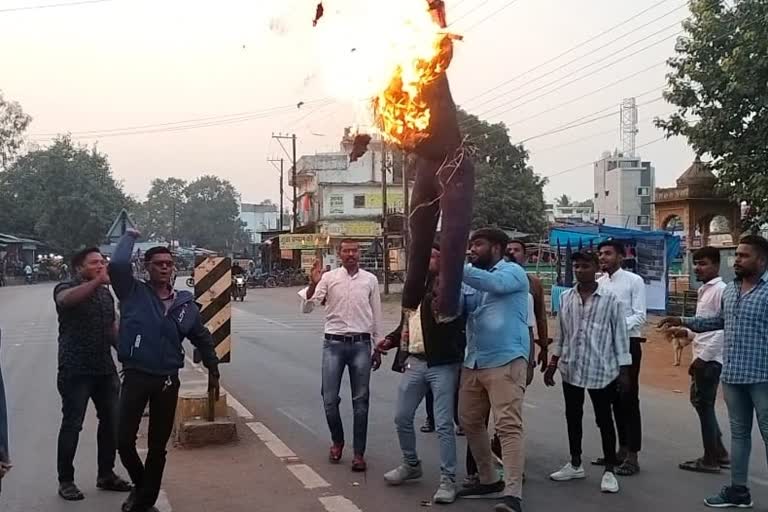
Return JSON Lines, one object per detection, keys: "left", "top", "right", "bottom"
{"left": 177, "top": 418, "right": 238, "bottom": 448}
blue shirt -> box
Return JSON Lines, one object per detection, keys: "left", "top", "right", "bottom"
{"left": 685, "top": 272, "right": 768, "bottom": 384}
{"left": 462, "top": 260, "right": 530, "bottom": 369}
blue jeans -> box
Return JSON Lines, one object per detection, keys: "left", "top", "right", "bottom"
{"left": 395, "top": 357, "right": 460, "bottom": 479}
{"left": 321, "top": 338, "right": 372, "bottom": 455}
{"left": 723, "top": 382, "right": 768, "bottom": 487}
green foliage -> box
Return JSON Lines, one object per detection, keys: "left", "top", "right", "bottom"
{"left": 0, "top": 91, "right": 32, "bottom": 170}
{"left": 135, "top": 177, "right": 187, "bottom": 242}
{"left": 458, "top": 109, "right": 547, "bottom": 235}
{"left": 0, "top": 136, "right": 132, "bottom": 255}
{"left": 178, "top": 175, "right": 243, "bottom": 250}
{"left": 656, "top": 0, "right": 768, "bottom": 230}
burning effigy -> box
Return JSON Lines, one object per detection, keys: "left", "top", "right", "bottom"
{"left": 312, "top": 0, "right": 473, "bottom": 321}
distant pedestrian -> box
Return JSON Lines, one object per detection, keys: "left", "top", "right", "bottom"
{"left": 506, "top": 240, "right": 550, "bottom": 369}
{"left": 666, "top": 246, "right": 729, "bottom": 474}
{"left": 376, "top": 244, "right": 465, "bottom": 503}
{"left": 596, "top": 240, "right": 646, "bottom": 476}
{"left": 545, "top": 250, "right": 630, "bottom": 494}
{"left": 53, "top": 247, "right": 131, "bottom": 501}
{"left": 456, "top": 228, "right": 531, "bottom": 512}
{"left": 300, "top": 239, "right": 383, "bottom": 472}
{"left": 110, "top": 229, "right": 220, "bottom": 512}
{"left": 661, "top": 235, "right": 768, "bottom": 509}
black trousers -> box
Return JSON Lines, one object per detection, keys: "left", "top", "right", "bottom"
{"left": 690, "top": 360, "right": 726, "bottom": 462}
{"left": 613, "top": 339, "right": 642, "bottom": 453}
{"left": 563, "top": 381, "right": 619, "bottom": 469}
{"left": 57, "top": 372, "right": 120, "bottom": 483}
{"left": 117, "top": 370, "right": 180, "bottom": 511}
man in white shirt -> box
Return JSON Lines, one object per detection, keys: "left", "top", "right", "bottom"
{"left": 545, "top": 250, "right": 631, "bottom": 494}
{"left": 596, "top": 239, "right": 646, "bottom": 476}
{"left": 300, "top": 239, "right": 383, "bottom": 473}
{"left": 665, "top": 246, "right": 729, "bottom": 473}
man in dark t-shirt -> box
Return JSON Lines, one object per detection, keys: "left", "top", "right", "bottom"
{"left": 53, "top": 248, "right": 131, "bottom": 501}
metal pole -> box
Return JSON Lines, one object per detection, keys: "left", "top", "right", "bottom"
{"left": 381, "top": 143, "right": 390, "bottom": 295}
{"left": 279, "top": 158, "right": 284, "bottom": 231}
{"left": 292, "top": 134, "right": 298, "bottom": 231}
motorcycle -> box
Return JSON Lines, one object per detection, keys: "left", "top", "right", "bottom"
{"left": 231, "top": 275, "right": 247, "bottom": 301}
{"left": 247, "top": 273, "right": 278, "bottom": 289}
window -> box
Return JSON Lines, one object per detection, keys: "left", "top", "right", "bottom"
{"left": 604, "top": 190, "right": 610, "bottom": 197}
{"left": 637, "top": 187, "right": 649, "bottom": 197}
{"left": 637, "top": 215, "right": 650, "bottom": 226}
{"left": 353, "top": 195, "right": 366, "bottom": 208}
{"left": 594, "top": 193, "right": 598, "bottom": 199}
{"left": 620, "top": 160, "right": 640, "bottom": 168}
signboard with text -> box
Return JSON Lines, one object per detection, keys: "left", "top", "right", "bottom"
{"left": 279, "top": 234, "right": 331, "bottom": 250}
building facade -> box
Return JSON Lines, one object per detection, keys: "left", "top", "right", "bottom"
{"left": 238, "top": 203, "right": 289, "bottom": 244}
{"left": 593, "top": 150, "right": 655, "bottom": 230}
{"left": 545, "top": 203, "right": 595, "bottom": 224}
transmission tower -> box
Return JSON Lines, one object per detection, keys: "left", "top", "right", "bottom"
{"left": 620, "top": 97, "right": 638, "bottom": 157}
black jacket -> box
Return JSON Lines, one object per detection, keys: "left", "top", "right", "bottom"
{"left": 386, "top": 281, "right": 466, "bottom": 372}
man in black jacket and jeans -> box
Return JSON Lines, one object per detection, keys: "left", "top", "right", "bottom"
{"left": 109, "top": 229, "right": 220, "bottom": 512}
{"left": 376, "top": 244, "right": 466, "bottom": 504}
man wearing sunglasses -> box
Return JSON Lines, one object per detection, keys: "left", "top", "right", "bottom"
{"left": 109, "top": 229, "right": 220, "bottom": 512}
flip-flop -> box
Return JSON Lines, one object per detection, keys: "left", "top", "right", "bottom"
{"left": 58, "top": 482, "right": 85, "bottom": 501}
{"left": 615, "top": 460, "right": 640, "bottom": 476}
{"left": 679, "top": 458, "right": 721, "bottom": 474}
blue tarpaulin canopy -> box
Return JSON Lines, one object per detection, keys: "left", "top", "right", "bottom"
{"left": 548, "top": 224, "right": 681, "bottom": 312}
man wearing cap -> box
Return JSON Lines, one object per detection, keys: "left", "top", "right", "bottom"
{"left": 544, "top": 250, "right": 631, "bottom": 494}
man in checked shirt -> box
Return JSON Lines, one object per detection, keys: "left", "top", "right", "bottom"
{"left": 544, "top": 250, "right": 631, "bottom": 494}
{"left": 661, "top": 235, "right": 768, "bottom": 509}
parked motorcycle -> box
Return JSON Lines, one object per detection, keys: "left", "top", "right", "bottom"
{"left": 247, "top": 273, "right": 278, "bottom": 289}
{"left": 232, "top": 275, "right": 247, "bottom": 301}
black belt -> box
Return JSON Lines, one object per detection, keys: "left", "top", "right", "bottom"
{"left": 630, "top": 337, "right": 646, "bottom": 343}
{"left": 325, "top": 333, "right": 371, "bottom": 343}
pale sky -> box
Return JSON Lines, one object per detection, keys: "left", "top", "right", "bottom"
{"left": 1, "top": 0, "right": 695, "bottom": 206}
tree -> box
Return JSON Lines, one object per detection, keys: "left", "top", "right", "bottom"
{"left": 0, "top": 91, "right": 32, "bottom": 170}
{"left": 556, "top": 194, "right": 571, "bottom": 207}
{"left": 0, "top": 136, "right": 132, "bottom": 254}
{"left": 576, "top": 199, "right": 594, "bottom": 208}
{"left": 138, "top": 177, "right": 187, "bottom": 242}
{"left": 179, "top": 175, "right": 242, "bottom": 250}
{"left": 656, "top": 0, "right": 768, "bottom": 229}
{"left": 458, "top": 110, "right": 547, "bottom": 235}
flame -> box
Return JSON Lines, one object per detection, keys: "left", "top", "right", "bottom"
{"left": 312, "top": 0, "right": 454, "bottom": 149}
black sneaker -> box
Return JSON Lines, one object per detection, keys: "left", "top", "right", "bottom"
{"left": 704, "top": 486, "right": 753, "bottom": 508}
{"left": 121, "top": 489, "right": 137, "bottom": 512}
{"left": 494, "top": 496, "right": 523, "bottom": 512}
{"left": 456, "top": 480, "right": 505, "bottom": 499}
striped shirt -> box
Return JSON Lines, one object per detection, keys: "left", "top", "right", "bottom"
{"left": 551, "top": 283, "right": 632, "bottom": 389}
{"left": 684, "top": 272, "right": 768, "bottom": 384}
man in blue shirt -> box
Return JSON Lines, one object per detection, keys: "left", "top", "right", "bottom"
{"left": 661, "top": 235, "right": 768, "bottom": 509}
{"left": 456, "top": 228, "right": 531, "bottom": 512}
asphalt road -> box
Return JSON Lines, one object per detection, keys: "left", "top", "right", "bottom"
{"left": 2, "top": 282, "right": 768, "bottom": 512}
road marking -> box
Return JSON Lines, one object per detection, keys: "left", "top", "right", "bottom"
{"left": 227, "top": 393, "right": 254, "bottom": 421}
{"left": 523, "top": 401, "right": 538, "bottom": 409}
{"left": 750, "top": 476, "right": 768, "bottom": 487}
{"left": 286, "top": 463, "right": 330, "bottom": 489}
{"left": 278, "top": 407, "right": 319, "bottom": 436}
{"left": 246, "top": 422, "right": 297, "bottom": 459}
{"left": 319, "top": 495, "right": 363, "bottom": 512}
{"left": 232, "top": 305, "right": 295, "bottom": 328}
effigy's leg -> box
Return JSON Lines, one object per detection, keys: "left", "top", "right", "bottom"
{"left": 435, "top": 155, "right": 474, "bottom": 319}
{"left": 401, "top": 157, "right": 440, "bottom": 310}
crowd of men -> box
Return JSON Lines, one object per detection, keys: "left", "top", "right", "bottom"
{"left": 0, "top": 224, "right": 767, "bottom": 512}
{"left": 301, "top": 228, "right": 768, "bottom": 512}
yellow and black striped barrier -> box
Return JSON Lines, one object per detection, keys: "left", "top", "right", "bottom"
{"left": 193, "top": 256, "right": 232, "bottom": 364}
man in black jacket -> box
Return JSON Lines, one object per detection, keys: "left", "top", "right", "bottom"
{"left": 376, "top": 244, "right": 466, "bottom": 504}
{"left": 109, "top": 229, "right": 220, "bottom": 512}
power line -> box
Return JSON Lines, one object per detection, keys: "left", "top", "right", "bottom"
{"left": 462, "top": 0, "right": 522, "bottom": 32}
{"left": 459, "top": 0, "right": 681, "bottom": 106}
{"left": 0, "top": 0, "right": 115, "bottom": 13}
{"left": 448, "top": 0, "right": 492, "bottom": 26}
{"left": 544, "top": 136, "right": 667, "bottom": 180}
{"left": 470, "top": 31, "right": 678, "bottom": 123}
{"left": 31, "top": 99, "right": 330, "bottom": 140}
{"left": 466, "top": 9, "right": 686, "bottom": 112}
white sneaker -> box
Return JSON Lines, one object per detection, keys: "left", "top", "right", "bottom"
{"left": 384, "top": 462, "right": 422, "bottom": 485}
{"left": 550, "top": 462, "right": 586, "bottom": 481}
{"left": 433, "top": 476, "right": 457, "bottom": 504}
{"left": 601, "top": 471, "right": 619, "bottom": 493}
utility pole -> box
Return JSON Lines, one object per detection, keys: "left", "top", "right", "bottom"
{"left": 381, "top": 142, "right": 390, "bottom": 295}
{"left": 272, "top": 133, "right": 298, "bottom": 231}
{"left": 400, "top": 150, "right": 409, "bottom": 272}
{"left": 267, "top": 157, "right": 285, "bottom": 231}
